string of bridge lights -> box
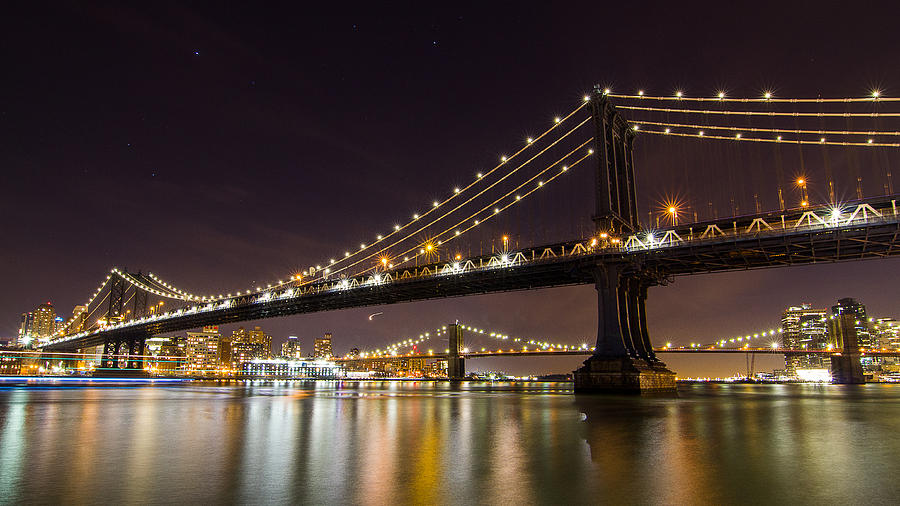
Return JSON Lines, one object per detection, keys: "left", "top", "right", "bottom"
{"left": 324, "top": 116, "right": 593, "bottom": 279}
{"left": 352, "top": 143, "right": 594, "bottom": 276}
{"left": 606, "top": 89, "right": 895, "bottom": 103}
{"left": 626, "top": 119, "right": 900, "bottom": 138}
{"left": 50, "top": 137, "right": 595, "bottom": 339}
{"left": 368, "top": 323, "right": 585, "bottom": 357}
{"left": 618, "top": 104, "right": 900, "bottom": 118}
{"left": 632, "top": 126, "right": 900, "bottom": 147}
{"left": 668, "top": 327, "right": 785, "bottom": 349}
{"left": 87, "top": 102, "right": 592, "bottom": 304}
{"left": 53, "top": 269, "right": 119, "bottom": 336}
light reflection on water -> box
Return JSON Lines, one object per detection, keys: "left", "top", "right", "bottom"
{"left": 1, "top": 381, "right": 899, "bottom": 504}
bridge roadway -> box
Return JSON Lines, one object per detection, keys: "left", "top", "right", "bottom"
{"left": 45, "top": 196, "right": 900, "bottom": 352}
{"left": 335, "top": 347, "right": 900, "bottom": 361}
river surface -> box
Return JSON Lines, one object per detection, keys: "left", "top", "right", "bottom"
{"left": 1, "top": 380, "right": 899, "bottom": 505}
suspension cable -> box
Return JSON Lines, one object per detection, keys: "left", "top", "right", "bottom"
{"left": 629, "top": 119, "right": 900, "bottom": 137}
{"left": 607, "top": 92, "right": 898, "bottom": 103}
{"left": 617, "top": 104, "right": 900, "bottom": 118}
{"left": 635, "top": 128, "right": 900, "bottom": 147}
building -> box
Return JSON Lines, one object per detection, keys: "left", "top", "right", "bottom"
{"left": 17, "top": 312, "right": 34, "bottom": 346}
{"left": 229, "top": 326, "right": 272, "bottom": 369}
{"left": 281, "top": 336, "right": 302, "bottom": 359}
{"left": 32, "top": 302, "right": 58, "bottom": 340}
{"left": 314, "top": 333, "right": 333, "bottom": 359}
{"left": 156, "top": 336, "right": 186, "bottom": 373}
{"left": 0, "top": 347, "right": 23, "bottom": 375}
{"left": 241, "top": 358, "right": 344, "bottom": 379}
{"left": 781, "top": 304, "right": 828, "bottom": 375}
{"left": 185, "top": 326, "right": 221, "bottom": 373}
{"left": 874, "top": 318, "right": 900, "bottom": 349}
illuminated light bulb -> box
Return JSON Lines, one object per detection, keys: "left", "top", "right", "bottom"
{"left": 735, "top": 133, "right": 742, "bottom": 139}
{"left": 664, "top": 128, "right": 671, "bottom": 134}
{"left": 638, "top": 90, "right": 644, "bottom": 96}
{"left": 777, "top": 135, "right": 783, "bottom": 141}
{"left": 455, "top": 230, "right": 460, "bottom": 235}
{"left": 403, "top": 256, "right": 409, "bottom": 261}
{"left": 433, "top": 201, "right": 439, "bottom": 207}
{"left": 476, "top": 172, "right": 483, "bottom": 178}
{"left": 345, "top": 252, "right": 350, "bottom": 257}
{"left": 526, "top": 137, "right": 533, "bottom": 143}
{"left": 500, "top": 155, "right": 507, "bottom": 162}
{"left": 360, "top": 244, "right": 366, "bottom": 249}
{"left": 603, "top": 88, "right": 610, "bottom": 95}
{"left": 820, "top": 137, "right": 826, "bottom": 143}
{"left": 583, "top": 95, "right": 590, "bottom": 101}
{"left": 698, "top": 130, "right": 704, "bottom": 136}
{"left": 554, "top": 116, "right": 561, "bottom": 123}
{"left": 632, "top": 124, "right": 639, "bottom": 131}
{"left": 872, "top": 90, "right": 881, "bottom": 98}
{"left": 588, "top": 148, "right": 594, "bottom": 154}
{"left": 675, "top": 91, "right": 683, "bottom": 98}
{"left": 515, "top": 195, "right": 521, "bottom": 200}
{"left": 474, "top": 219, "right": 479, "bottom": 225}
{"left": 494, "top": 208, "right": 500, "bottom": 213}
{"left": 426, "top": 244, "right": 433, "bottom": 251}
{"left": 376, "top": 235, "right": 382, "bottom": 240}
{"left": 413, "top": 213, "right": 419, "bottom": 219}
{"left": 437, "top": 240, "right": 442, "bottom": 245}
{"left": 801, "top": 200, "right": 809, "bottom": 207}
{"left": 764, "top": 91, "right": 772, "bottom": 99}
{"left": 330, "top": 259, "right": 335, "bottom": 264}
{"left": 717, "top": 91, "right": 725, "bottom": 99}
{"left": 867, "top": 139, "right": 873, "bottom": 144}
{"left": 454, "top": 187, "right": 460, "bottom": 193}
{"left": 538, "top": 181, "right": 543, "bottom": 186}
{"left": 324, "top": 268, "right": 330, "bottom": 274}
{"left": 562, "top": 165, "right": 568, "bottom": 171}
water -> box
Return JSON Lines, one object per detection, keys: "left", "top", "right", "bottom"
{"left": 1, "top": 381, "right": 899, "bottom": 505}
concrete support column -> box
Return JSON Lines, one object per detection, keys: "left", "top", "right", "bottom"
{"left": 592, "top": 264, "right": 629, "bottom": 357}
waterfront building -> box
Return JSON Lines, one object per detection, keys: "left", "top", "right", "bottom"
{"left": 18, "top": 312, "right": 33, "bottom": 346}
{"left": 0, "top": 347, "right": 23, "bottom": 375}
{"left": 281, "top": 336, "right": 302, "bottom": 359}
{"left": 32, "top": 302, "right": 57, "bottom": 340}
{"left": 156, "top": 336, "right": 186, "bottom": 373}
{"left": 874, "top": 318, "right": 900, "bottom": 349}
{"left": 781, "top": 304, "right": 828, "bottom": 374}
{"left": 185, "top": 326, "right": 221, "bottom": 373}
{"left": 314, "top": 333, "right": 333, "bottom": 359}
{"left": 230, "top": 326, "right": 272, "bottom": 369}
{"left": 241, "top": 358, "right": 344, "bottom": 379}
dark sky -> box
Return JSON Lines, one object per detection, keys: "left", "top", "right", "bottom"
{"left": 3, "top": 2, "right": 900, "bottom": 377}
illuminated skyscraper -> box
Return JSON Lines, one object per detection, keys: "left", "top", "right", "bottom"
{"left": 781, "top": 304, "right": 828, "bottom": 374}
{"left": 314, "top": 333, "right": 333, "bottom": 359}
{"left": 281, "top": 336, "right": 302, "bottom": 359}
{"left": 874, "top": 318, "right": 900, "bottom": 349}
{"left": 71, "top": 305, "right": 88, "bottom": 333}
{"left": 185, "top": 326, "right": 221, "bottom": 373}
{"left": 32, "top": 302, "right": 57, "bottom": 339}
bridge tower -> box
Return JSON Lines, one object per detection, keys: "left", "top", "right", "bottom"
{"left": 574, "top": 88, "right": 677, "bottom": 394}
{"left": 447, "top": 323, "right": 465, "bottom": 380}
{"left": 828, "top": 314, "right": 865, "bottom": 384}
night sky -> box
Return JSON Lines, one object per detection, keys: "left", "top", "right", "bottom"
{"left": 3, "top": 2, "right": 900, "bottom": 377}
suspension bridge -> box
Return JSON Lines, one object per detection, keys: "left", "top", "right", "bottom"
{"left": 37, "top": 86, "right": 900, "bottom": 392}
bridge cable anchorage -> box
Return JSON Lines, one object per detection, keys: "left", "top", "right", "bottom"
{"left": 608, "top": 91, "right": 897, "bottom": 103}
{"left": 325, "top": 117, "right": 593, "bottom": 279}
{"left": 629, "top": 119, "right": 900, "bottom": 137}
{"left": 302, "top": 102, "right": 589, "bottom": 279}
{"left": 635, "top": 128, "right": 900, "bottom": 147}
{"left": 344, "top": 135, "right": 594, "bottom": 276}
{"left": 617, "top": 104, "right": 900, "bottom": 118}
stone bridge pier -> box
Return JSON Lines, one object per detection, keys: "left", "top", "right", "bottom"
{"left": 574, "top": 263, "right": 676, "bottom": 394}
